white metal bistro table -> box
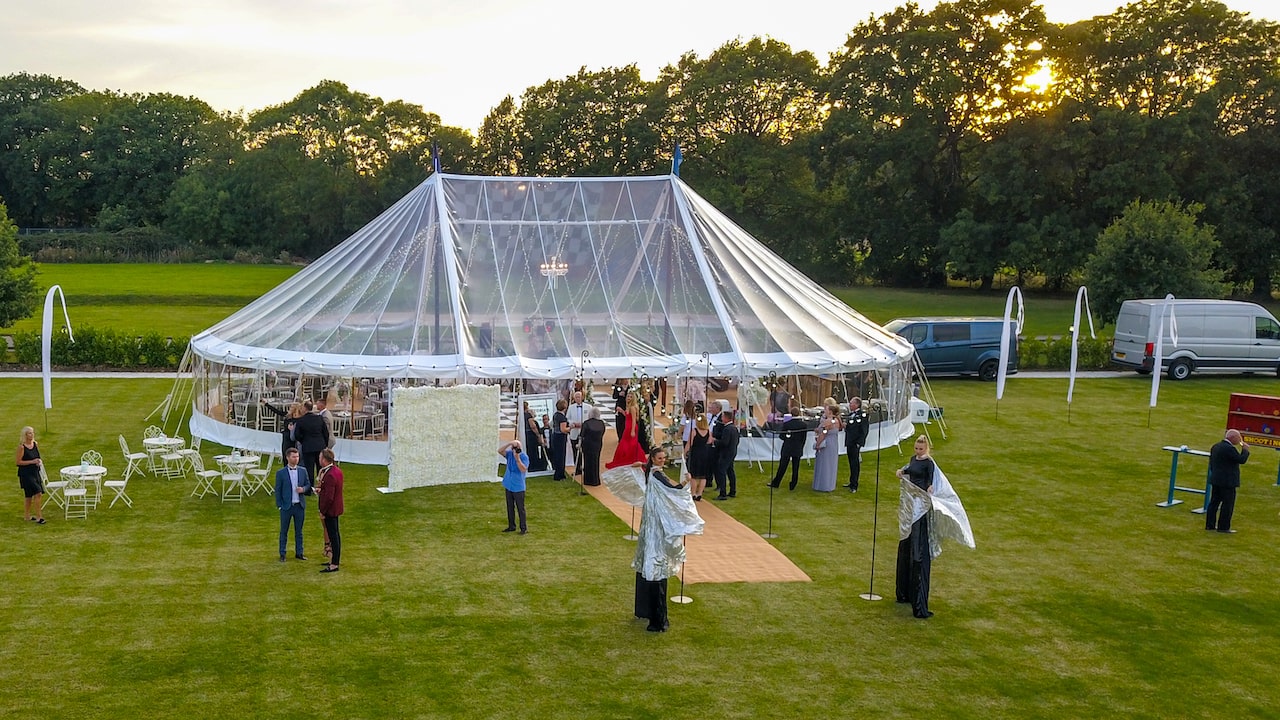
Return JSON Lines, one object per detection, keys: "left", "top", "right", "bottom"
{"left": 60, "top": 464, "right": 107, "bottom": 508}
{"left": 213, "top": 454, "right": 261, "bottom": 476}
{"left": 143, "top": 436, "right": 185, "bottom": 476}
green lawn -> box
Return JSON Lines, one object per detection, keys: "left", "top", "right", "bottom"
{"left": 1, "top": 374, "right": 1278, "bottom": 717}
{"left": 0, "top": 264, "right": 300, "bottom": 335}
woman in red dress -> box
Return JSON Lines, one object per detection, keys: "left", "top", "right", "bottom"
{"left": 607, "top": 393, "right": 648, "bottom": 468}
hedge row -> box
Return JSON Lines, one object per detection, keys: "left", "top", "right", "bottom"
{"left": 2, "top": 327, "right": 1114, "bottom": 373}
{"left": 12, "top": 326, "right": 189, "bottom": 369}
{"left": 18, "top": 227, "right": 286, "bottom": 264}
{"left": 1019, "top": 335, "right": 1114, "bottom": 370}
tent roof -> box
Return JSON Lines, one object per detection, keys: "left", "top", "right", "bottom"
{"left": 190, "top": 173, "right": 913, "bottom": 379}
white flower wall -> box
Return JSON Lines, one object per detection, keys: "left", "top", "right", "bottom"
{"left": 388, "top": 384, "right": 500, "bottom": 491}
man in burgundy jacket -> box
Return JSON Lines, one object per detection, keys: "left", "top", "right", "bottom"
{"left": 318, "top": 448, "right": 345, "bottom": 573}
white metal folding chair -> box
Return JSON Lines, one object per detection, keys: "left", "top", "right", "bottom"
{"left": 119, "top": 435, "right": 148, "bottom": 482}
{"left": 41, "top": 465, "right": 68, "bottom": 510}
{"left": 160, "top": 442, "right": 186, "bottom": 479}
{"left": 80, "top": 451, "right": 104, "bottom": 508}
{"left": 64, "top": 471, "right": 89, "bottom": 519}
{"left": 189, "top": 455, "right": 219, "bottom": 499}
{"left": 245, "top": 453, "right": 276, "bottom": 496}
{"left": 221, "top": 466, "right": 244, "bottom": 503}
{"left": 177, "top": 436, "right": 202, "bottom": 474}
{"left": 142, "top": 425, "right": 165, "bottom": 472}
{"left": 104, "top": 475, "right": 132, "bottom": 508}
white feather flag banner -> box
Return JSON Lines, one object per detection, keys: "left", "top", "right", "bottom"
{"left": 1149, "top": 294, "right": 1178, "bottom": 409}
{"left": 996, "top": 286, "right": 1024, "bottom": 400}
{"left": 1067, "top": 286, "right": 1096, "bottom": 404}
{"left": 42, "top": 285, "right": 74, "bottom": 410}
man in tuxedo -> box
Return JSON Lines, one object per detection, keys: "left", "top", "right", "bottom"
{"left": 274, "top": 448, "right": 313, "bottom": 561}
{"left": 843, "top": 397, "right": 870, "bottom": 492}
{"left": 612, "top": 378, "right": 631, "bottom": 437}
{"left": 1206, "top": 429, "right": 1250, "bottom": 533}
{"left": 567, "top": 390, "right": 587, "bottom": 475}
{"left": 712, "top": 410, "right": 740, "bottom": 500}
{"left": 293, "top": 400, "right": 330, "bottom": 480}
{"left": 769, "top": 405, "right": 810, "bottom": 491}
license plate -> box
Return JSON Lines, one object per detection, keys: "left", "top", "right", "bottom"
{"left": 1114, "top": 352, "right": 1126, "bottom": 359}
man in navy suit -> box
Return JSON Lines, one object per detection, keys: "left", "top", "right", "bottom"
{"left": 274, "top": 447, "right": 313, "bottom": 561}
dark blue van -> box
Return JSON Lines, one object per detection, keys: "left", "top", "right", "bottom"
{"left": 884, "top": 317, "right": 1019, "bottom": 381}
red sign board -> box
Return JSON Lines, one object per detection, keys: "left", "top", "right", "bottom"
{"left": 1227, "top": 393, "right": 1280, "bottom": 447}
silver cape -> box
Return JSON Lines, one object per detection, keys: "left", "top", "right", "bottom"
{"left": 898, "top": 462, "right": 976, "bottom": 558}
{"left": 602, "top": 465, "right": 705, "bottom": 581}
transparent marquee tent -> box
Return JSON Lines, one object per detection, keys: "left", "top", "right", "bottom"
{"left": 187, "top": 173, "right": 916, "bottom": 463}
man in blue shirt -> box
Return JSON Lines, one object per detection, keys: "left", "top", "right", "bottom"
{"left": 499, "top": 440, "right": 530, "bottom": 534}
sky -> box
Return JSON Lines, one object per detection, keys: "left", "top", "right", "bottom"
{"left": 5, "top": 0, "right": 1278, "bottom": 132}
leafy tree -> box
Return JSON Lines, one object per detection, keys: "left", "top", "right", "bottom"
{"left": 823, "top": 0, "right": 1050, "bottom": 286}
{"left": 476, "top": 95, "right": 523, "bottom": 175}
{"left": 644, "top": 38, "right": 830, "bottom": 274}
{"left": 1084, "top": 199, "right": 1226, "bottom": 319}
{"left": 653, "top": 37, "right": 822, "bottom": 154}
{"left": 1051, "top": 0, "right": 1280, "bottom": 119}
{"left": 0, "top": 200, "right": 39, "bottom": 325}
{"left": 491, "top": 65, "right": 661, "bottom": 176}
{"left": 0, "top": 73, "right": 86, "bottom": 226}
{"left": 89, "top": 93, "right": 237, "bottom": 227}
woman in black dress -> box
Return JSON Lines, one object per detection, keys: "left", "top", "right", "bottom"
{"left": 896, "top": 434, "right": 935, "bottom": 618}
{"left": 16, "top": 426, "right": 45, "bottom": 523}
{"left": 683, "top": 415, "right": 712, "bottom": 501}
{"left": 579, "top": 407, "right": 607, "bottom": 486}
{"left": 550, "top": 400, "right": 570, "bottom": 481}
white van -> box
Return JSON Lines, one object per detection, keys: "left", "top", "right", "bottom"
{"left": 1111, "top": 299, "right": 1280, "bottom": 379}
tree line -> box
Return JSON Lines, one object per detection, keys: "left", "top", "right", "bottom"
{"left": 0, "top": 0, "right": 1277, "bottom": 312}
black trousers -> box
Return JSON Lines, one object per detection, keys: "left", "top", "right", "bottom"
{"left": 302, "top": 450, "right": 321, "bottom": 482}
{"left": 550, "top": 434, "right": 568, "bottom": 480}
{"left": 1205, "top": 484, "right": 1237, "bottom": 531}
{"left": 895, "top": 516, "right": 932, "bottom": 617}
{"left": 505, "top": 489, "right": 527, "bottom": 531}
{"left": 771, "top": 453, "right": 802, "bottom": 488}
{"left": 323, "top": 515, "right": 341, "bottom": 566}
{"left": 634, "top": 572, "right": 669, "bottom": 631}
{"left": 715, "top": 461, "right": 737, "bottom": 496}
{"left": 571, "top": 437, "right": 582, "bottom": 474}
{"left": 846, "top": 445, "right": 862, "bottom": 489}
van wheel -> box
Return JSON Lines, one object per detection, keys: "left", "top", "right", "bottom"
{"left": 978, "top": 359, "right": 998, "bottom": 382}
{"left": 1167, "top": 358, "right": 1192, "bottom": 381}
{"left": 1136, "top": 368, "right": 1152, "bottom": 376}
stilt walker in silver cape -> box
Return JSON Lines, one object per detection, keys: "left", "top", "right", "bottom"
{"left": 602, "top": 447, "right": 705, "bottom": 633}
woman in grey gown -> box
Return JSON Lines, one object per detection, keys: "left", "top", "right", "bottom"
{"left": 811, "top": 401, "right": 842, "bottom": 492}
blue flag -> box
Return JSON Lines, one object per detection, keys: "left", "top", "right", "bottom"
{"left": 672, "top": 142, "right": 683, "bottom": 176}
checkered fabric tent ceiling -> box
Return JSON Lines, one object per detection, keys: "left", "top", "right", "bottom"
{"left": 189, "top": 173, "right": 913, "bottom": 380}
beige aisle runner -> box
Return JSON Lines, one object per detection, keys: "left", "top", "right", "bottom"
{"left": 581, "top": 479, "right": 810, "bottom": 584}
